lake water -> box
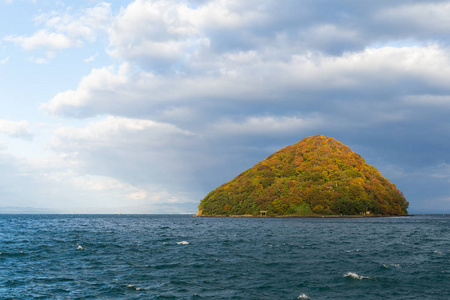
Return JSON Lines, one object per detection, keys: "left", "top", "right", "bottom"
{"left": 0, "top": 214, "right": 449, "bottom": 299}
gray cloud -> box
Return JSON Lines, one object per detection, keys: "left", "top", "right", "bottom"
{"left": 49, "top": 116, "right": 205, "bottom": 196}
{"left": 34, "top": 0, "right": 450, "bottom": 211}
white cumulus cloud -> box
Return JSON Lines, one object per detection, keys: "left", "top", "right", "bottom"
{"left": 0, "top": 120, "right": 33, "bottom": 140}
{"left": 4, "top": 2, "right": 111, "bottom": 57}
{"left": 51, "top": 115, "right": 194, "bottom": 151}
{"left": 41, "top": 44, "right": 450, "bottom": 120}
{"left": 5, "top": 30, "right": 77, "bottom": 51}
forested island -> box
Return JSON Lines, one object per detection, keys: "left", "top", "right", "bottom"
{"left": 197, "top": 135, "right": 408, "bottom": 217}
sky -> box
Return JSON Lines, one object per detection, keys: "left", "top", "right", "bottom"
{"left": 0, "top": 0, "right": 449, "bottom": 213}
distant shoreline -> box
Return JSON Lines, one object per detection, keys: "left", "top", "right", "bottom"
{"left": 194, "top": 214, "right": 412, "bottom": 218}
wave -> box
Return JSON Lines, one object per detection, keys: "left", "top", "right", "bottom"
{"left": 0, "top": 251, "right": 26, "bottom": 257}
{"left": 382, "top": 263, "right": 400, "bottom": 269}
{"left": 127, "top": 284, "right": 142, "bottom": 291}
{"left": 343, "top": 272, "right": 369, "bottom": 280}
{"left": 345, "top": 249, "right": 364, "bottom": 253}
{"left": 1, "top": 214, "right": 449, "bottom": 299}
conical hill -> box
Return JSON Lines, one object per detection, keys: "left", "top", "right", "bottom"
{"left": 198, "top": 135, "right": 408, "bottom": 216}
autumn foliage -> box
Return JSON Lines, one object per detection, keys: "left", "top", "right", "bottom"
{"left": 198, "top": 135, "right": 408, "bottom": 216}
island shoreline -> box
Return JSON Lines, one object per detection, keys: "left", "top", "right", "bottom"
{"left": 193, "top": 214, "right": 412, "bottom": 218}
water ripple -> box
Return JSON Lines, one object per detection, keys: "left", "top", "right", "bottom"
{"left": 0, "top": 214, "right": 449, "bottom": 299}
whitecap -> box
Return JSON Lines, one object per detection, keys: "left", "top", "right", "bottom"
{"left": 346, "top": 249, "right": 364, "bottom": 253}
{"left": 177, "top": 241, "right": 190, "bottom": 245}
{"left": 343, "top": 272, "right": 369, "bottom": 280}
{"left": 127, "top": 284, "right": 142, "bottom": 291}
{"left": 297, "top": 293, "right": 310, "bottom": 299}
{"left": 382, "top": 263, "right": 400, "bottom": 269}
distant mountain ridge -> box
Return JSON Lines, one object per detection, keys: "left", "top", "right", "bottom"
{"left": 0, "top": 206, "right": 56, "bottom": 214}
{"left": 198, "top": 135, "right": 408, "bottom": 216}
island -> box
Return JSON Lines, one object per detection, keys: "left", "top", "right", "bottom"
{"left": 197, "top": 135, "right": 408, "bottom": 217}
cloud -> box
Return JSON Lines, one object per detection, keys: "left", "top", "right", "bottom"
{"left": 403, "top": 95, "right": 450, "bottom": 109}
{"left": 376, "top": 2, "right": 450, "bottom": 36}
{"left": 0, "top": 57, "right": 10, "bottom": 64}
{"left": 39, "top": 36, "right": 450, "bottom": 205}
{"left": 0, "top": 142, "right": 191, "bottom": 210}
{"left": 15, "top": 0, "right": 450, "bottom": 211}
{"left": 107, "top": 0, "right": 207, "bottom": 70}
{"left": 49, "top": 116, "right": 199, "bottom": 190}
{"left": 0, "top": 153, "right": 156, "bottom": 210}
{"left": 4, "top": 2, "right": 111, "bottom": 57}
{"left": 301, "top": 24, "right": 364, "bottom": 54}
{"left": 107, "top": 0, "right": 272, "bottom": 69}
{"left": 5, "top": 30, "right": 77, "bottom": 51}
{"left": 104, "top": 0, "right": 450, "bottom": 69}
{"left": 126, "top": 190, "right": 147, "bottom": 200}
{"left": 430, "top": 163, "right": 450, "bottom": 181}
{"left": 41, "top": 45, "right": 450, "bottom": 120}
{"left": 212, "top": 116, "right": 325, "bottom": 136}
{"left": 36, "top": 3, "right": 112, "bottom": 41}
{"left": 0, "top": 120, "right": 33, "bottom": 140}
{"left": 7, "top": 0, "right": 450, "bottom": 65}
{"left": 84, "top": 54, "right": 96, "bottom": 63}
{"left": 51, "top": 115, "right": 193, "bottom": 149}
{"left": 41, "top": 64, "right": 132, "bottom": 117}
{"left": 379, "top": 161, "right": 450, "bottom": 212}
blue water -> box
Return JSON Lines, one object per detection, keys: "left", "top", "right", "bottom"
{"left": 1, "top": 215, "right": 449, "bottom": 299}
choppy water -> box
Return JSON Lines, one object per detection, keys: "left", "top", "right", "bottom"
{"left": 1, "top": 214, "right": 449, "bottom": 299}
